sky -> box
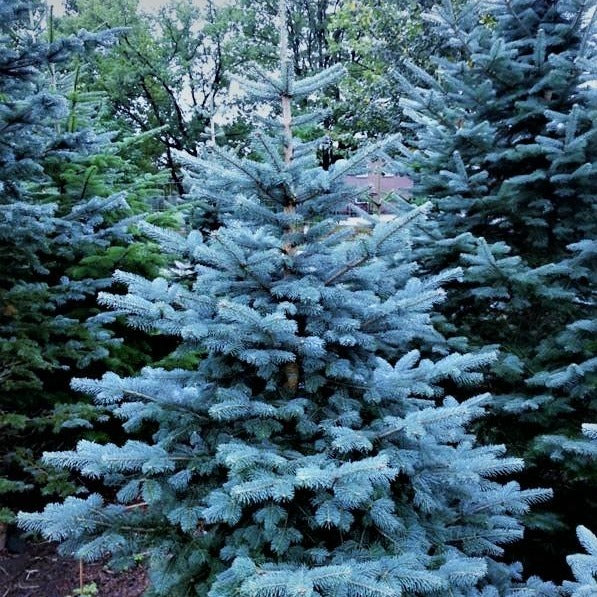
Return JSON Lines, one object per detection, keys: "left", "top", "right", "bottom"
{"left": 134, "top": 0, "right": 172, "bottom": 10}
{"left": 50, "top": 0, "right": 176, "bottom": 15}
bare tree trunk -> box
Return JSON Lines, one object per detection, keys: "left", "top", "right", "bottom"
{"left": 279, "top": 0, "right": 300, "bottom": 393}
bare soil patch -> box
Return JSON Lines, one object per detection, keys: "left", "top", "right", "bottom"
{"left": 0, "top": 541, "right": 147, "bottom": 597}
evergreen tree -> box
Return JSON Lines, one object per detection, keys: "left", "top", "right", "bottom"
{"left": 562, "top": 426, "right": 597, "bottom": 595}
{"left": 20, "top": 2, "right": 557, "bottom": 595}
{"left": 394, "top": 0, "right": 596, "bottom": 576}
{"left": 0, "top": 0, "right": 164, "bottom": 527}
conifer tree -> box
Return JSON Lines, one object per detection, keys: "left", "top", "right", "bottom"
{"left": 394, "top": 0, "right": 596, "bottom": 574}
{"left": 0, "top": 0, "right": 162, "bottom": 526}
{"left": 20, "top": 2, "right": 557, "bottom": 595}
{"left": 564, "top": 525, "right": 597, "bottom": 595}
{"left": 562, "top": 425, "right": 597, "bottom": 594}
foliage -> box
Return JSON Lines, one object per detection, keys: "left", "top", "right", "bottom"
{"left": 564, "top": 525, "right": 597, "bottom": 596}
{"left": 327, "top": 0, "right": 445, "bottom": 140}
{"left": 59, "top": 0, "right": 233, "bottom": 194}
{"left": 561, "top": 426, "right": 597, "bottom": 594}
{"left": 394, "top": 0, "right": 597, "bottom": 577}
{"left": 0, "top": 0, "right": 168, "bottom": 522}
{"left": 223, "top": 0, "right": 451, "bottom": 145}
{"left": 69, "top": 581, "right": 99, "bottom": 597}
{"left": 19, "top": 5, "right": 559, "bottom": 595}
{"left": 222, "top": 0, "right": 337, "bottom": 76}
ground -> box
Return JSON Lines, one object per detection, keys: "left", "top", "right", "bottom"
{"left": 0, "top": 541, "right": 147, "bottom": 597}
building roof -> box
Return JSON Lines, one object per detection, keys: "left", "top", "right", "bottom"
{"left": 345, "top": 172, "right": 413, "bottom": 197}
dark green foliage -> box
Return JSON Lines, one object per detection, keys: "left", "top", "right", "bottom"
{"left": 0, "top": 0, "right": 168, "bottom": 522}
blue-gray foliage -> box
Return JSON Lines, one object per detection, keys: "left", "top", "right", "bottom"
{"left": 0, "top": 0, "right": 128, "bottom": 391}
{"left": 564, "top": 525, "right": 597, "bottom": 596}
{"left": 562, "top": 425, "right": 597, "bottom": 594}
{"left": 20, "top": 20, "right": 556, "bottom": 596}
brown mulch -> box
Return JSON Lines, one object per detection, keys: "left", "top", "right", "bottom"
{"left": 0, "top": 541, "right": 148, "bottom": 597}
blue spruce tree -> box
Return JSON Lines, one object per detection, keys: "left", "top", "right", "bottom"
{"left": 393, "top": 0, "right": 596, "bottom": 576}
{"left": 21, "top": 2, "right": 556, "bottom": 594}
{"left": 562, "top": 425, "right": 597, "bottom": 594}
{"left": 0, "top": 0, "right": 146, "bottom": 529}
{"left": 564, "top": 525, "right": 597, "bottom": 596}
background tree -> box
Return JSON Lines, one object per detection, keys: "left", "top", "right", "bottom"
{"left": 222, "top": 0, "right": 338, "bottom": 75}
{"left": 326, "top": 0, "right": 446, "bottom": 140}
{"left": 59, "top": 0, "right": 231, "bottom": 195}
{"left": 394, "top": 0, "right": 596, "bottom": 578}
